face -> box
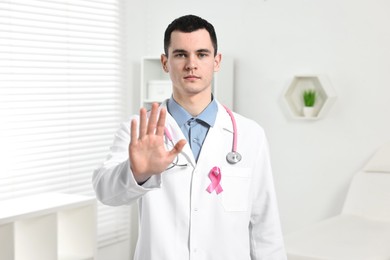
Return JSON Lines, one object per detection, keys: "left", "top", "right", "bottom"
{"left": 161, "top": 29, "right": 221, "bottom": 101}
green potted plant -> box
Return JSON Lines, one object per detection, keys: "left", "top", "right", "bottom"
{"left": 302, "top": 89, "right": 316, "bottom": 117}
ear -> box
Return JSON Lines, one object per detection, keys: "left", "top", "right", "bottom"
{"left": 161, "top": 54, "right": 169, "bottom": 72}
{"left": 214, "top": 53, "right": 222, "bottom": 72}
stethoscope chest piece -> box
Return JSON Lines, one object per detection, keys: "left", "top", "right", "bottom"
{"left": 226, "top": 151, "right": 242, "bottom": 164}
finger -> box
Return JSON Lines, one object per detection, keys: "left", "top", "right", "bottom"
{"left": 130, "top": 119, "right": 138, "bottom": 145}
{"left": 139, "top": 108, "right": 147, "bottom": 138}
{"left": 147, "top": 103, "right": 159, "bottom": 135}
{"left": 155, "top": 107, "right": 166, "bottom": 136}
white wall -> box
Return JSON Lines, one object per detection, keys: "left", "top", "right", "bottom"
{"left": 123, "top": 0, "right": 390, "bottom": 245}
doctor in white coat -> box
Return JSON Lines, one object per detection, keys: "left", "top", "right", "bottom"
{"left": 93, "top": 14, "right": 286, "bottom": 260}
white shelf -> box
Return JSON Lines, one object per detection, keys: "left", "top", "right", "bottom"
{"left": 283, "top": 75, "right": 336, "bottom": 120}
{"left": 140, "top": 57, "right": 170, "bottom": 110}
{"left": 0, "top": 193, "right": 96, "bottom": 260}
{"left": 14, "top": 213, "right": 58, "bottom": 259}
{"left": 0, "top": 223, "right": 14, "bottom": 260}
{"left": 140, "top": 56, "right": 234, "bottom": 109}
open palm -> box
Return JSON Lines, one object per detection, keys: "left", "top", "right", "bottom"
{"left": 129, "top": 103, "right": 186, "bottom": 183}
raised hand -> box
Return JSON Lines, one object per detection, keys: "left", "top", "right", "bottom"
{"left": 129, "top": 103, "right": 186, "bottom": 184}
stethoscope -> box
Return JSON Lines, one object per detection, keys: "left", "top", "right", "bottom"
{"left": 223, "top": 105, "right": 242, "bottom": 164}
{"left": 164, "top": 105, "right": 242, "bottom": 169}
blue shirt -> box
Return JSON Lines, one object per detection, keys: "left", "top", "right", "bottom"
{"left": 167, "top": 96, "right": 218, "bottom": 161}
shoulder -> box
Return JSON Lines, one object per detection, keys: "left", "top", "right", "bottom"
{"left": 225, "top": 108, "right": 265, "bottom": 135}
{"left": 216, "top": 101, "right": 264, "bottom": 130}
{"left": 232, "top": 111, "right": 267, "bottom": 143}
{"left": 232, "top": 111, "right": 263, "bottom": 130}
{"left": 216, "top": 101, "right": 267, "bottom": 142}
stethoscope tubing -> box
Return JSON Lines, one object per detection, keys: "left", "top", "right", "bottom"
{"left": 222, "top": 105, "right": 238, "bottom": 153}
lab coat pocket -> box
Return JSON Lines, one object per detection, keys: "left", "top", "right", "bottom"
{"left": 219, "top": 167, "right": 251, "bottom": 212}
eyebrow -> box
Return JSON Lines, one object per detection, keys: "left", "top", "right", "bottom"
{"left": 172, "top": 49, "right": 187, "bottom": 54}
{"left": 196, "top": 49, "right": 212, "bottom": 54}
{"left": 172, "top": 48, "right": 212, "bottom": 54}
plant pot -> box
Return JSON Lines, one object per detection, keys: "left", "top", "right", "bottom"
{"left": 302, "top": 106, "right": 315, "bottom": 117}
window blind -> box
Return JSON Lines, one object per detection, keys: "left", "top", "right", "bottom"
{"left": 0, "top": 0, "right": 130, "bottom": 248}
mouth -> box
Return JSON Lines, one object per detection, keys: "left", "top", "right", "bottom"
{"left": 184, "top": 75, "right": 200, "bottom": 80}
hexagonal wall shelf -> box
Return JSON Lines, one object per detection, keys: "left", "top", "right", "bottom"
{"left": 283, "top": 75, "right": 336, "bottom": 120}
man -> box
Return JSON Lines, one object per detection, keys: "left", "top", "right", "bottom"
{"left": 93, "top": 14, "right": 286, "bottom": 260}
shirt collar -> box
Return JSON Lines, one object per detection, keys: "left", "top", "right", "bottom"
{"left": 167, "top": 95, "right": 218, "bottom": 128}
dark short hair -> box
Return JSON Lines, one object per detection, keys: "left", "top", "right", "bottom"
{"left": 164, "top": 15, "right": 218, "bottom": 57}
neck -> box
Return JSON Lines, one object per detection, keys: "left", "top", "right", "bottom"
{"left": 173, "top": 93, "right": 212, "bottom": 117}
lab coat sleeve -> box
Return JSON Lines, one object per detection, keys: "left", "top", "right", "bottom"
{"left": 92, "top": 119, "right": 162, "bottom": 206}
{"left": 249, "top": 134, "right": 287, "bottom": 260}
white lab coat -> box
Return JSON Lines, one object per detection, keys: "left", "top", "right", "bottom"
{"left": 93, "top": 100, "right": 286, "bottom": 260}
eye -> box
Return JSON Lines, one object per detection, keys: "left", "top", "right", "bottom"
{"left": 198, "top": 53, "right": 208, "bottom": 58}
{"left": 174, "top": 53, "right": 186, "bottom": 58}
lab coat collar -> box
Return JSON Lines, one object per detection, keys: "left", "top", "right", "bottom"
{"left": 214, "top": 102, "right": 234, "bottom": 134}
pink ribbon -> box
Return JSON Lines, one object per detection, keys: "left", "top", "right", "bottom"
{"left": 206, "top": 166, "right": 223, "bottom": 194}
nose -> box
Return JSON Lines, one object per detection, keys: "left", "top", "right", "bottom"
{"left": 185, "top": 64, "right": 196, "bottom": 70}
{"left": 185, "top": 56, "right": 197, "bottom": 70}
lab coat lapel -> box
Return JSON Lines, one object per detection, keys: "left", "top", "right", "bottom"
{"left": 197, "top": 102, "right": 234, "bottom": 164}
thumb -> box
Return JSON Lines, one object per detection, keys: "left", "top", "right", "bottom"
{"left": 168, "top": 139, "right": 186, "bottom": 157}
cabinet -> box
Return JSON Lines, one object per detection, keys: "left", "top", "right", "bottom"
{"left": 140, "top": 56, "right": 234, "bottom": 109}
{"left": 0, "top": 193, "right": 96, "bottom": 260}
{"left": 283, "top": 75, "right": 337, "bottom": 120}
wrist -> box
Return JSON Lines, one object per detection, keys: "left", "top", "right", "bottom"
{"left": 130, "top": 165, "right": 153, "bottom": 185}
